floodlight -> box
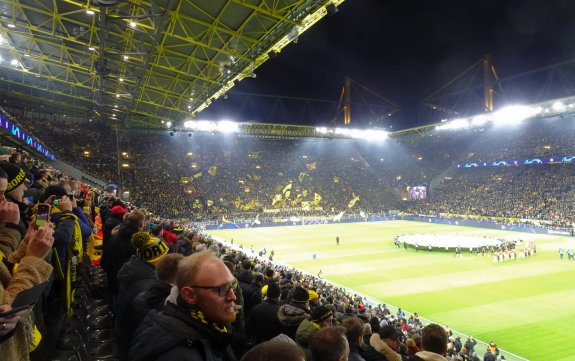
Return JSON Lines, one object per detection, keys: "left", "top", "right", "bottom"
{"left": 492, "top": 105, "right": 538, "bottom": 124}
{"left": 471, "top": 115, "right": 489, "bottom": 126}
{"left": 552, "top": 101, "right": 566, "bottom": 112}
{"left": 217, "top": 120, "right": 239, "bottom": 133}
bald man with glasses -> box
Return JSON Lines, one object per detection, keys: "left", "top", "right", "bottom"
{"left": 130, "top": 251, "right": 239, "bottom": 361}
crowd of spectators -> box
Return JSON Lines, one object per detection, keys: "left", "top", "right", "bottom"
{"left": 8, "top": 106, "right": 575, "bottom": 229}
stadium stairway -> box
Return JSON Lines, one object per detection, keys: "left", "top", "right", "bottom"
{"left": 51, "top": 258, "right": 119, "bottom": 361}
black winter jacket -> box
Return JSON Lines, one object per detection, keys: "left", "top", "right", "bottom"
{"left": 116, "top": 256, "right": 157, "bottom": 350}
{"left": 130, "top": 301, "right": 238, "bottom": 361}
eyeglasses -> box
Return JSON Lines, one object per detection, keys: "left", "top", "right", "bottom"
{"left": 191, "top": 281, "right": 237, "bottom": 297}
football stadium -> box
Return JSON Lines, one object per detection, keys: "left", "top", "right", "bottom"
{"left": 0, "top": 1, "right": 574, "bottom": 361}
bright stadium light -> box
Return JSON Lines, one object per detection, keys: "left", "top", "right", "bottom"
{"left": 217, "top": 120, "right": 239, "bottom": 133}
{"left": 361, "top": 129, "right": 388, "bottom": 141}
{"left": 471, "top": 114, "right": 489, "bottom": 126}
{"left": 552, "top": 101, "right": 566, "bottom": 112}
{"left": 436, "top": 118, "right": 469, "bottom": 131}
{"left": 492, "top": 105, "right": 539, "bottom": 125}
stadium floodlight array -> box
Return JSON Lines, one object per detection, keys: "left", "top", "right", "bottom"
{"left": 435, "top": 96, "right": 575, "bottom": 132}
{"left": 183, "top": 120, "right": 240, "bottom": 133}
{"left": 316, "top": 126, "right": 388, "bottom": 141}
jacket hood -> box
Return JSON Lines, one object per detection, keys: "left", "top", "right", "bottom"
{"left": 295, "top": 318, "right": 319, "bottom": 347}
{"left": 278, "top": 304, "right": 308, "bottom": 326}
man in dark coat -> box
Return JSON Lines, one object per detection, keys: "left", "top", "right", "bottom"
{"left": 100, "top": 209, "right": 145, "bottom": 294}
{"left": 245, "top": 282, "right": 282, "bottom": 344}
{"left": 242, "top": 273, "right": 263, "bottom": 317}
{"left": 132, "top": 253, "right": 184, "bottom": 326}
{"left": 130, "top": 251, "right": 238, "bottom": 361}
{"left": 116, "top": 231, "right": 169, "bottom": 360}
{"left": 277, "top": 286, "right": 310, "bottom": 340}
{"left": 102, "top": 202, "right": 128, "bottom": 245}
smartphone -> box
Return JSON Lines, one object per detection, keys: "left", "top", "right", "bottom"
{"left": 0, "top": 282, "right": 48, "bottom": 318}
{"left": 35, "top": 204, "right": 51, "bottom": 227}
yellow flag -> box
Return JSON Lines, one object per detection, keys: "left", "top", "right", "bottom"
{"left": 333, "top": 176, "right": 339, "bottom": 183}
{"left": 298, "top": 172, "right": 306, "bottom": 182}
{"left": 193, "top": 172, "right": 203, "bottom": 179}
{"left": 208, "top": 166, "right": 218, "bottom": 176}
{"left": 348, "top": 193, "right": 360, "bottom": 208}
{"left": 306, "top": 162, "right": 317, "bottom": 171}
{"left": 282, "top": 183, "right": 292, "bottom": 194}
{"left": 314, "top": 193, "right": 322, "bottom": 204}
{"left": 272, "top": 194, "right": 283, "bottom": 206}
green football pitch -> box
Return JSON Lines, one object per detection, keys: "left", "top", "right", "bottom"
{"left": 208, "top": 220, "right": 575, "bottom": 361}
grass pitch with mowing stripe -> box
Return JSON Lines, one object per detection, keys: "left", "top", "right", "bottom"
{"left": 208, "top": 221, "right": 574, "bottom": 360}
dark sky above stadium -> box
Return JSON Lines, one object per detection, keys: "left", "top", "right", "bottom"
{"left": 205, "top": 0, "right": 575, "bottom": 130}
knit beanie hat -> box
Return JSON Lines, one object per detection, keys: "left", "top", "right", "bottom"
{"left": 291, "top": 286, "right": 309, "bottom": 303}
{"left": 131, "top": 231, "right": 169, "bottom": 265}
{"left": 266, "top": 282, "right": 281, "bottom": 299}
{"left": 311, "top": 306, "right": 333, "bottom": 323}
{"left": 308, "top": 290, "right": 319, "bottom": 302}
{"left": 0, "top": 162, "right": 27, "bottom": 192}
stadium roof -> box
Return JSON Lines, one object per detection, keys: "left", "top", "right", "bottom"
{"left": 0, "top": 0, "right": 344, "bottom": 126}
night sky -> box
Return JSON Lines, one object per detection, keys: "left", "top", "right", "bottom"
{"left": 203, "top": 0, "right": 575, "bottom": 130}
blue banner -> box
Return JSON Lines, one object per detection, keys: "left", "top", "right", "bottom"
{"left": 0, "top": 113, "right": 55, "bottom": 160}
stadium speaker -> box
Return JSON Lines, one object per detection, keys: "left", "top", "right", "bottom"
{"left": 169, "top": 131, "right": 175, "bottom": 136}
{"left": 326, "top": 3, "right": 338, "bottom": 16}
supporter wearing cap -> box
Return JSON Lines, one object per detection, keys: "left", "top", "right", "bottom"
{"left": 366, "top": 324, "right": 407, "bottom": 361}
{"left": 296, "top": 305, "right": 334, "bottom": 359}
{"left": 0, "top": 162, "right": 30, "bottom": 229}
{"left": 102, "top": 200, "right": 128, "bottom": 245}
{"left": 278, "top": 286, "right": 310, "bottom": 340}
{"left": 308, "top": 289, "right": 320, "bottom": 307}
{"left": 116, "top": 231, "right": 170, "bottom": 359}
{"left": 246, "top": 282, "right": 283, "bottom": 344}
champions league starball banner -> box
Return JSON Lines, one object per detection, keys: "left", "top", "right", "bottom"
{"left": 457, "top": 156, "right": 575, "bottom": 168}
{"left": 0, "top": 113, "right": 55, "bottom": 160}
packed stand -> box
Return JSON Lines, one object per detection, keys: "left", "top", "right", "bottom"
{"left": 1, "top": 107, "right": 118, "bottom": 183}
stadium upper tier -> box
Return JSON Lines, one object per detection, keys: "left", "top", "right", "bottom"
{"left": 4, "top": 106, "right": 575, "bottom": 223}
